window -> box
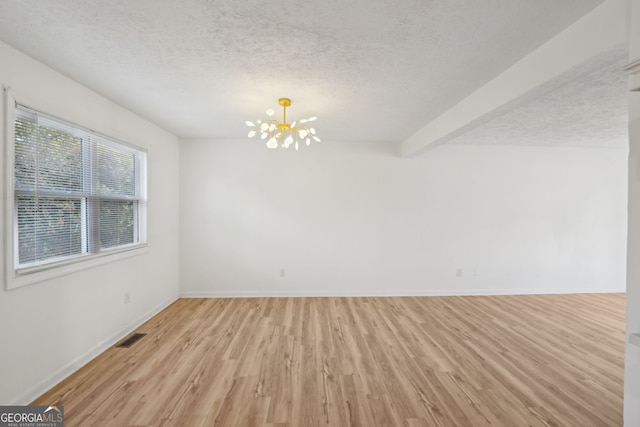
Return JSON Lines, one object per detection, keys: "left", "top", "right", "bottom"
{"left": 8, "top": 103, "right": 147, "bottom": 284}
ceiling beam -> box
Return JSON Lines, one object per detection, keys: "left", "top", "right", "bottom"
{"left": 401, "top": 0, "right": 628, "bottom": 157}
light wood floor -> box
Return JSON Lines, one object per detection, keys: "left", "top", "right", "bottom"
{"left": 33, "top": 294, "right": 625, "bottom": 426}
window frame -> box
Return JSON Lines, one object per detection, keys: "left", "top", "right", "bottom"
{"left": 4, "top": 90, "right": 148, "bottom": 290}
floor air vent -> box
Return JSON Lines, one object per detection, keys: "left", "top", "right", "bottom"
{"left": 116, "top": 333, "right": 147, "bottom": 348}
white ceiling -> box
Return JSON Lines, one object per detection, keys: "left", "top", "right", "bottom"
{"left": 448, "top": 45, "right": 629, "bottom": 148}
{"left": 0, "top": 0, "right": 618, "bottom": 145}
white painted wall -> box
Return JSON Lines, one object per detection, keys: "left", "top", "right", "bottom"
{"left": 0, "top": 41, "right": 180, "bottom": 404}
{"left": 624, "top": 2, "right": 640, "bottom": 425}
{"left": 179, "top": 139, "right": 627, "bottom": 297}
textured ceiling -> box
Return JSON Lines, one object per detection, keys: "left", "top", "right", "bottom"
{"left": 448, "top": 46, "right": 629, "bottom": 148}
{"left": 0, "top": 0, "right": 608, "bottom": 143}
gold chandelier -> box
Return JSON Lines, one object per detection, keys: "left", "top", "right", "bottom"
{"left": 245, "top": 98, "right": 320, "bottom": 150}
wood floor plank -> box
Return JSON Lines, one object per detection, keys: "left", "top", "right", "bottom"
{"left": 32, "top": 294, "right": 625, "bottom": 426}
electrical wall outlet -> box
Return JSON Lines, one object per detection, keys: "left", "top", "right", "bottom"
{"left": 124, "top": 292, "right": 131, "bottom": 304}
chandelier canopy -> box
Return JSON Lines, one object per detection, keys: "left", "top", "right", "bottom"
{"left": 245, "top": 98, "right": 320, "bottom": 150}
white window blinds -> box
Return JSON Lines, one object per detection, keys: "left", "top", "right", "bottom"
{"left": 13, "top": 105, "right": 147, "bottom": 270}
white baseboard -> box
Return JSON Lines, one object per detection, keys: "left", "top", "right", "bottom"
{"left": 13, "top": 295, "right": 179, "bottom": 405}
{"left": 180, "top": 287, "right": 625, "bottom": 298}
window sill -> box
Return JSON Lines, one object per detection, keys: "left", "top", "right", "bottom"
{"left": 5, "top": 244, "right": 149, "bottom": 290}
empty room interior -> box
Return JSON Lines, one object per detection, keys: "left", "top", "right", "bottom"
{"left": 1, "top": 0, "right": 640, "bottom": 426}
